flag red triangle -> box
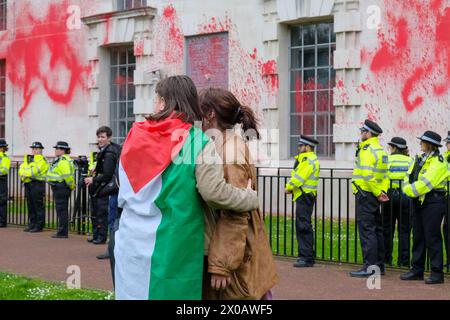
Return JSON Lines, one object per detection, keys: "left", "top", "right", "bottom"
{"left": 121, "top": 116, "right": 192, "bottom": 193}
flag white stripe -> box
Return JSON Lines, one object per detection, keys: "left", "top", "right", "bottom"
{"left": 115, "top": 164, "right": 163, "bottom": 300}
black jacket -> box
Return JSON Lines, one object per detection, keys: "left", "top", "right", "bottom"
{"left": 93, "top": 144, "right": 117, "bottom": 185}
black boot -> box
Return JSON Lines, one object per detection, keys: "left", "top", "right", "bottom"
{"left": 400, "top": 271, "right": 424, "bottom": 281}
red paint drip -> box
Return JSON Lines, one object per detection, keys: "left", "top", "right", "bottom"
{"left": 134, "top": 41, "right": 144, "bottom": 56}
{"left": 401, "top": 66, "right": 428, "bottom": 112}
{"left": 103, "top": 13, "right": 114, "bottom": 45}
{"left": 433, "top": 8, "right": 450, "bottom": 96}
{"left": 370, "top": 18, "right": 409, "bottom": 72}
{"left": 161, "top": 5, "right": 184, "bottom": 64}
{"left": 295, "top": 74, "right": 302, "bottom": 113}
{"left": 261, "top": 60, "right": 279, "bottom": 90}
{"left": 2, "top": 1, "right": 90, "bottom": 118}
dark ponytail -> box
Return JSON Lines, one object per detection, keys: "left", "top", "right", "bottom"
{"left": 199, "top": 88, "right": 261, "bottom": 140}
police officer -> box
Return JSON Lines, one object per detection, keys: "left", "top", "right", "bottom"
{"left": 401, "top": 131, "right": 449, "bottom": 284}
{"left": 350, "top": 120, "right": 389, "bottom": 278}
{"left": 0, "top": 140, "right": 10, "bottom": 228}
{"left": 285, "top": 135, "right": 320, "bottom": 268}
{"left": 19, "top": 142, "right": 49, "bottom": 232}
{"left": 383, "top": 137, "right": 414, "bottom": 267}
{"left": 46, "top": 142, "right": 75, "bottom": 239}
{"left": 442, "top": 131, "right": 450, "bottom": 262}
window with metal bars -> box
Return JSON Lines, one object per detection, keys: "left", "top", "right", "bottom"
{"left": 0, "top": 0, "right": 6, "bottom": 31}
{"left": 289, "top": 23, "right": 336, "bottom": 158}
{"left": 110, "top": 47, "right": 136, "bottom": 144}
{"left": 117, "top": 0, "right": 147, "bottom": 11}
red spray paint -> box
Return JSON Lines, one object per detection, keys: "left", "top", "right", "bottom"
{"left": 103, "top": 13, "right": 114, "bottom": 45}
{"left": 368, "top": 0, "right": 450, "bottom": 113}
{"left": 161, "top": 5, "right": 184, "bottom": 65}
{"left": 261, "top": 60, "right": 279, "bottom": 91}
{"left": 134, "top": 40, "right": 144, "bottom": 56}
{"left": 1, "top": 1, "right": 90, "bottom": 118}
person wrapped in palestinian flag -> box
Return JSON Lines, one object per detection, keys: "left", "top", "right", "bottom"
{"left": 114, "top": 76, "right": 260, "bottom": 300}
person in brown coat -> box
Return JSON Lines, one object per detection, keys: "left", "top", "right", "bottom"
{"left": 199, "top": 87, "right": 278, "bottom": 300}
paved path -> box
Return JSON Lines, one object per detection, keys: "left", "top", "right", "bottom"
{"left": 1, "top": 227, "right": 450, "bottom": 300}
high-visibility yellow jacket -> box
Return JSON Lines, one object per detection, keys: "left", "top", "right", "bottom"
{"left": 285, "top": 152, "right": 320, "bottom": 201}
{"left": 18, "top": 154, "right": 49, "bottom": 183}
{"left": 442, "top": 150, "right": 450, "bottom": 192}
{"left": 402, "top": 152, "right": 449, "bottom": 204}
{"left": 0, "top": 152, "right": 10, "bottom": 176}
{"left": 46, "top": 155, "right": 75, "bottom": 190}
{"left": 352, "top": 137, "right": 389, "bottom": 197}
{"left": 445, "top": 150, "right": 450, "bottom": 163}
{"left": 88, "top": 152, "right": 97, "bottom": 177}
{"left": 387, "top": 154, "right": 414, "bottom": 189}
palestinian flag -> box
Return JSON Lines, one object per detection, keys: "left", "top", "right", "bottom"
{"left": 114, "top": 115, "right": 209, "bottom": 300}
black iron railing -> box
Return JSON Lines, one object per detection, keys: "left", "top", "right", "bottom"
{"left": 6, "top": 163, "right": 92, "bottom": 234}
{"left": 5, "top": 163, "right": 450, "bottom": 272}
{"left": 257, "top": 166, "right": 450, "bottom": 272}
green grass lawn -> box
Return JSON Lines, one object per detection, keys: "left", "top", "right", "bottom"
{"left": 8, "top": 200, "right": 55, "bottom": 214}
{"left": 265, "top": 216, "right": 363, "bottom": 263}
{"left": 0, "top": 273, "right": 114, "bottom": 300}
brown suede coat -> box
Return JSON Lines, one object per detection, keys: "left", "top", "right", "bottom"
{"left": 203, "top": 132, "right": 278, "bottom": 300}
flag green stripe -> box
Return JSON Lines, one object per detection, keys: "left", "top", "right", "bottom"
{"left": 150, "top": 126, "right": 209, "bottom": 300}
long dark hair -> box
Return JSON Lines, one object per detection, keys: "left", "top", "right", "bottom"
{"left": 146, "top": 76, "right": 202, "bottom": 124}
{"left": 391, "top": 146, "right": 409, "bottom": 156}
{"left": 199, "top": 88, "right": 261, "bottom": 140}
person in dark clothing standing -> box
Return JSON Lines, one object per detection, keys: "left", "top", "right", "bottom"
{"left": 97, "top": 141, "right": 121, "bottom": 260}
{"left": 383, "top": 137, "right": 414, "bottom": 267}
{"left": 442, "top": 131, "right": 450, "bottom": 267}
{"left": 85, "top": 127, "right": 117, "bottom": 245}
{"left": 0, "top": 140, "right": 10, "bottom": 228}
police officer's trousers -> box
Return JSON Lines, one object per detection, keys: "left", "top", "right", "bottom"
{"left": 0, "top": 176, "right": 7, "bottom": 227}
{"left": 356, "top": 191, "right": 385, "bottom": 269}
{"left": 411, "top": 192, "right": 446, "bottom": 277}
{"left": 443, "top": 206, "right": 449, "bottom": 266}
{"left": 52, "top": 183, "right": 72, "bottom": 236}
{"left": 91, "top": 195, "right": 109, "bottom": 242}
{"left": 382, "top": 189, "right": 411, "bottom": 266}
{"left": 295, "top": 193, "right": 316, "bottom": 263}
{"left": 24, "top": 181, "right": 46, "bottom": 230}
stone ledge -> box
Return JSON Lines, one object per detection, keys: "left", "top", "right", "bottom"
{"left": 81, "top": 7, "right": 156, "bottom": 26}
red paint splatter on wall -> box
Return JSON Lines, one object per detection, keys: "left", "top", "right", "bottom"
{"left": 161, "top": 5, "right": 184, "bottom": 65}
{"left": 196, "top": 15, "right": 279, "bottom": 114}
{"left": 261, "top": 60, "right": 279, "bottom": 91}
{"left": 187, "top": 33, "right": 229, "bottom": 89}
{"left": 134, "top": 40, "right": 144, "bottom": 56}
{"left": 357, "top": 0, "right": 450, "bottom": 150}
{"left": 199, "top": 15, "right": 232, "bottom": 34}
{"left": 103, "top": 13, "right": 114, "bottom": 45}
{"left": 250, "top": 48, "right": 257, "bottom": 60}
{"left": 295, "top": 74, "right": 302, "bottom": 113}
{"left": 370, "top": 16, "right": 409, "bottom": 72}
{"left": 0, "top": 0, "right": 90, "bottom": 118}
{"left": 149, "top": 4, "right": 185, "bottom": 75}
{"left": 368, "top": 0, "right": 450, "bottom": 113}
